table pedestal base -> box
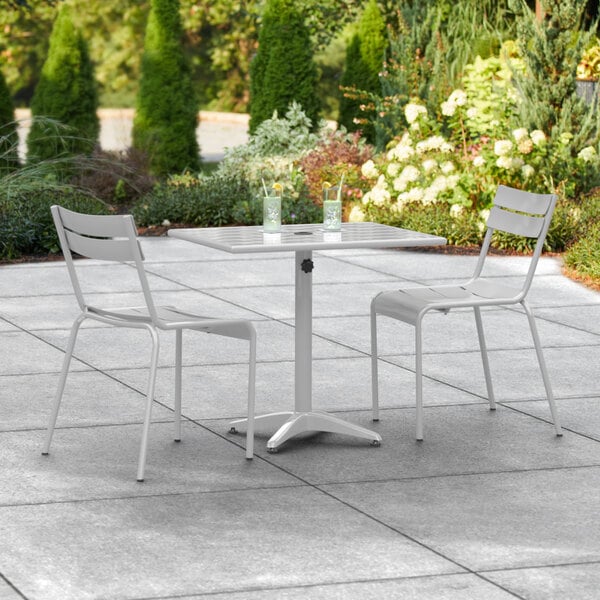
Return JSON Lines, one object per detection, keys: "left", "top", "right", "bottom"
{"left": 230, "top": 411, "right": 382, "bottom": 452}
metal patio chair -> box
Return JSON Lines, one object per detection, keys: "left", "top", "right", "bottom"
{"left": 370, "top": 185, "right": 562, "bottom": 440}
{"left": 42, "top": 205, "right": 256, "bottom": 481}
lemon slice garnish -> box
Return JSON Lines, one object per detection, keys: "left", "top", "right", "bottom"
{"left": 272, "top": 182, "right": 283, "bottom": 192}
{"left": 322, "top": 181, "right": 332, "bottom": 189}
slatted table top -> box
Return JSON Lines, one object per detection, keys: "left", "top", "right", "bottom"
{"left": 168, "top": 222, "right": 446, "bottom": 254}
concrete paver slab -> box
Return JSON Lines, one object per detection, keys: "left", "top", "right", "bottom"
{"left": 0, "top": 422, "right": 296, "bottom": 504}
{"left": 485, "top": 562, "right": 600, "bottom": 600}
{"left": 205, "top": 404, "right": 600, "bottom": 484}
{"left": 323, "top": 466, "right": 600, "bottom": 571}
{"left": 0, "top": 487, "right": 459, "bottom": 600}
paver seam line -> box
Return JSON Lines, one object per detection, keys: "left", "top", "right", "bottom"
{"left": 0, "top": 483, "right": 307, "bottom": 510}
{"left": 0, "top": 572, "right": 28, "bottom": 600}
{"left": 312, "top": 463, "right": 600, "bottom": 488}
{"left": 112, "top": 571, "right": 515, "bottom": 600}
{"left": 479, "top": 558, "right": 600, "bottom": 575}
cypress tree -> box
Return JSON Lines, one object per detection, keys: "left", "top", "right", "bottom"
{"left": 338, "top": 0, "right": 387, "bottom": 143}
{"left": 510, "top": 0, "right": 600, "bottom": 150}
{"left": 27, "top": 2, "right": 99, "bottom": 162}
{"left": 249, "top": 0, "right": 321, "bottom": 134}
{"left": 0, "top": 69, "right": 19, "bottom": 173}
{"left": 132, "top": 0, "right": 200, "bottom": 176}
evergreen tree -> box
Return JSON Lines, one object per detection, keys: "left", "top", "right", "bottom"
{"left": 338, "top": 0, "right": 387, "bottom": 143}
{"left": 249, "top": 0, "right": 321, "bottom": 134}
{"left": 27, "top": 2, "right": 99, "bottom": 163}
{"left": 133, "top": 0, "right": 200, "bottom": 176}
{"left": 510, "top": 0, "right": 600, "bottom": 150}
{"left": 0, "top": 68, "right": 19, "bottom": 173}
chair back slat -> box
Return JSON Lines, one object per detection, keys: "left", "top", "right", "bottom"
{"left": 494, "top": 184, "right": 553, "bottom": 215}
{"left": 58, "top": 208, "right": 133, "bottom": 238}
{"left": 65, "top": 229, "right": 138, "bottom": 262}
{"left": 486, "top": 206, "right": 545, "bottom": 238}
{"left": 51, "top": 204, "right": 159, "bottom": 323}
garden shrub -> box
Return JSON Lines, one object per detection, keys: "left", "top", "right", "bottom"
{"left": 0, "top": 188, "right": 107, "bottom": 260}
{"left": 133, "top": 173, "right": 252, "bottom": 227}
{"left": 132, "top": 0, "right": 200, "bottom": 176}
{"left": 298, "top": 128, "right": 374, "bottom": 209}
{"left": 338, "top": 0, "right": 387, "bottom": 143}
{"left": 563, "top": 223, "right": 600, "bottom": 280}
{"left": 27, "top": 3, "right": 99, "bottom": 164}
{"left": 0, "top": 70, "right": 19, "bottom": 174}
{"left": 249, "top": 0, "right": 320, "bottom": 133}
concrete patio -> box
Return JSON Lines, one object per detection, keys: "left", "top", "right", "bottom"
{"left": 1, "top": 236, "right": 599, "bottom": 599}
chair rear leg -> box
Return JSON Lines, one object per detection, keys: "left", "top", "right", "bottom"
{"left": 522, "top": 302, "right": 562, "bottom": 436}
{"left": 174, "top": 329, "right": 182, "bottom": 442}
{"left": 137, "top": 326, "right": 160, "bottom": 482}
{"left": 473, "top": 306, "right": 496, "bottom": 410}
{"left": 246, "top": 328, "right": 257, "bottom": 459}
{"left": 370, "top": 306, "right": 380, "bottom": 422}
{"left": 415, "top": 319, "right": 424, "bottom": 441}
{"left": 42, "top": 314, "right": 86, "bottom": 455}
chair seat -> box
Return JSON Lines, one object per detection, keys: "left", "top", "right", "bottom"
{"left": 373, "top": 278, "right": 521, "bottom": 325}
{"left": 87, "top": 305, "right": 254, "bottom": 339}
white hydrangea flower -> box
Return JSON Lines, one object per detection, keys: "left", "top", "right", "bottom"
{"left": 441, "top": 101, "right": 456, "bottom": 117}
{"left": 512, "top": 128, "right": 529, "bottom": 142}
{"left": 578, "top": 146, "right": 597, "bottom": 162}
{"left": 450, "top": 204, "right": 464, "bottom": 218}
{"left": 530, "top": 130, "right": 546, "bottom": 146}
{"left": 521, "top": 164, "right": 535, "bottom": 178}
{"left": 370, "top": 174, "right": 390, "bottom": 205}
{"left": 422, "top": 159, "right": 437, "bottom": 172}
{"left": 494, "top": 140, "right": 513, "bottom": 156}
{"left": 361, "top": 159, "right": 379, "bottom": 178}
{"left": 423, "top": 187, "right": 438, "bottom": 205}
{"left": 518, "top": 138, "right": 534, "bottom": 154}
{"left": 399, "top": 165, "right": 420, "bottom": 182}
{"left": 348, "top": 205, "right": 365, "bottom": 222}
{"left": 479, "top": 209, "right": 490, "bottom": 221}
{"left": 511, "top": 157, "right": 524, "bottom": 169}
{"left": 448, "top": 89, "right": 467, "bottom": 106}
{"left": 406, "top": 187, "right": 425, "bottom": 202}
{"left": 440, "top": 142, "right": 454, "bottom": 153}
{"left": 393, "top": 177, "right": 407, "bottom": 192}
{"left": 430, "top": 175, "right": 448, "bottom": 193}
{"left": 466, "top": 107, "right": 478, "bottom": 119}
{"left": 473, "top": 155, "right": 485, "bottom": 168}
{"left": 440, "top": 161, "right": 455, "bottom": 174}
{"left": 446, "top": 174, "right": 460, "bottom": 189}
{"left": 404, "top": 103, "right": 427, "bottom": 124}
{"left": 387, "top": 162, "right": 401, "bottom": 177}
{"left": 496, "top": 156, "right": 514, "bottom": 169}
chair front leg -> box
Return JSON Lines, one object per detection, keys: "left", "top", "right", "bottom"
{"left": 522, "top": 301, "right": 562, "bottom": 436}
{"left": 42, "top": 313, "right": 86, "bottom": 455}
{"left": 473, "top": 306, "right": 496, "bottom": 410}
{"left": 137, "top": 325, "right": 160, "bottom": 482}
{"left": 246, "top": 327, "right": 257, "bottom": 459}
{"left": 174, "top": 329, "right": 182, "bottom": 442}
{"left": 370, "top": 305, "right": 380, "bottom": 422}
{"left": 415, "top": 318, "right": 424, "bottom": 441}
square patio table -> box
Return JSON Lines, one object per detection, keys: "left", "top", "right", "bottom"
{"left": 169, "top": 222, "right": 446, "bottom": 452}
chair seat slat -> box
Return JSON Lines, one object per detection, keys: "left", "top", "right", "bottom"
{"left": 494, "top": 185, "right": 554, "bottom": 215}
{"left": 487, "top": 206, "right": 544, "bottom": 237}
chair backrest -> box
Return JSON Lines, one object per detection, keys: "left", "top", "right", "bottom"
{"left": 471, "top": 185, "right": 557, "bottom": 299}
{"left": 51, "top": 205, "right": 159, "bottom": 322}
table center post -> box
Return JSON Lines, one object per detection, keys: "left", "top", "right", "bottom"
{"left": 295, "top": 249, "right": 313, "bottom": 413}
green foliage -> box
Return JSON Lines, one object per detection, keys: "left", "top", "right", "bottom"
{"left": 299, "top": 128, "right": 374, "bottom": 205}
{"left": 338, "top": 0, "right": 387, "bottom": 143}
{"left": 0, "top": 69, "right": 19, "bottom": 173}
{"left": 0, "top": 187, "right": 107, "bottom": 260}
{"left": 132, "top": 0, "right": 200, "bottom": 176}
{"left": 27, "top": 2, "right": 99, "bottom": 163}
{"left": 231, "top": 193, "right": 322, "bottom": 226}
{"left": 249, "top": 0, "right": 321, "bottom": 133}
{"left": 510, "top": 0, "right": 600, "bottom": 152}
{"left": 563, "top": 223, "right": 600, "bottom": 279}
{"left": 133, "top": 173, "right": 251, "bottom": 227}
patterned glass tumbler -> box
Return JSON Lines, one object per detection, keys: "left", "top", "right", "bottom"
{"left": 323, "top": 186, "right": 342, "bottom": 231}
{"left": 263, "top": 195, "right": 281, "bottom": 233}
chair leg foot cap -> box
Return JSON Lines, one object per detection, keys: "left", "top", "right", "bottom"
{"left": 174, "top": 439, "right": 181, "bottom": 443}
{"left": 136, "top": 479, "right": 144, "bottom": 483}
{"left": 41, "top": 452, "right": 49, "bottom": 456}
